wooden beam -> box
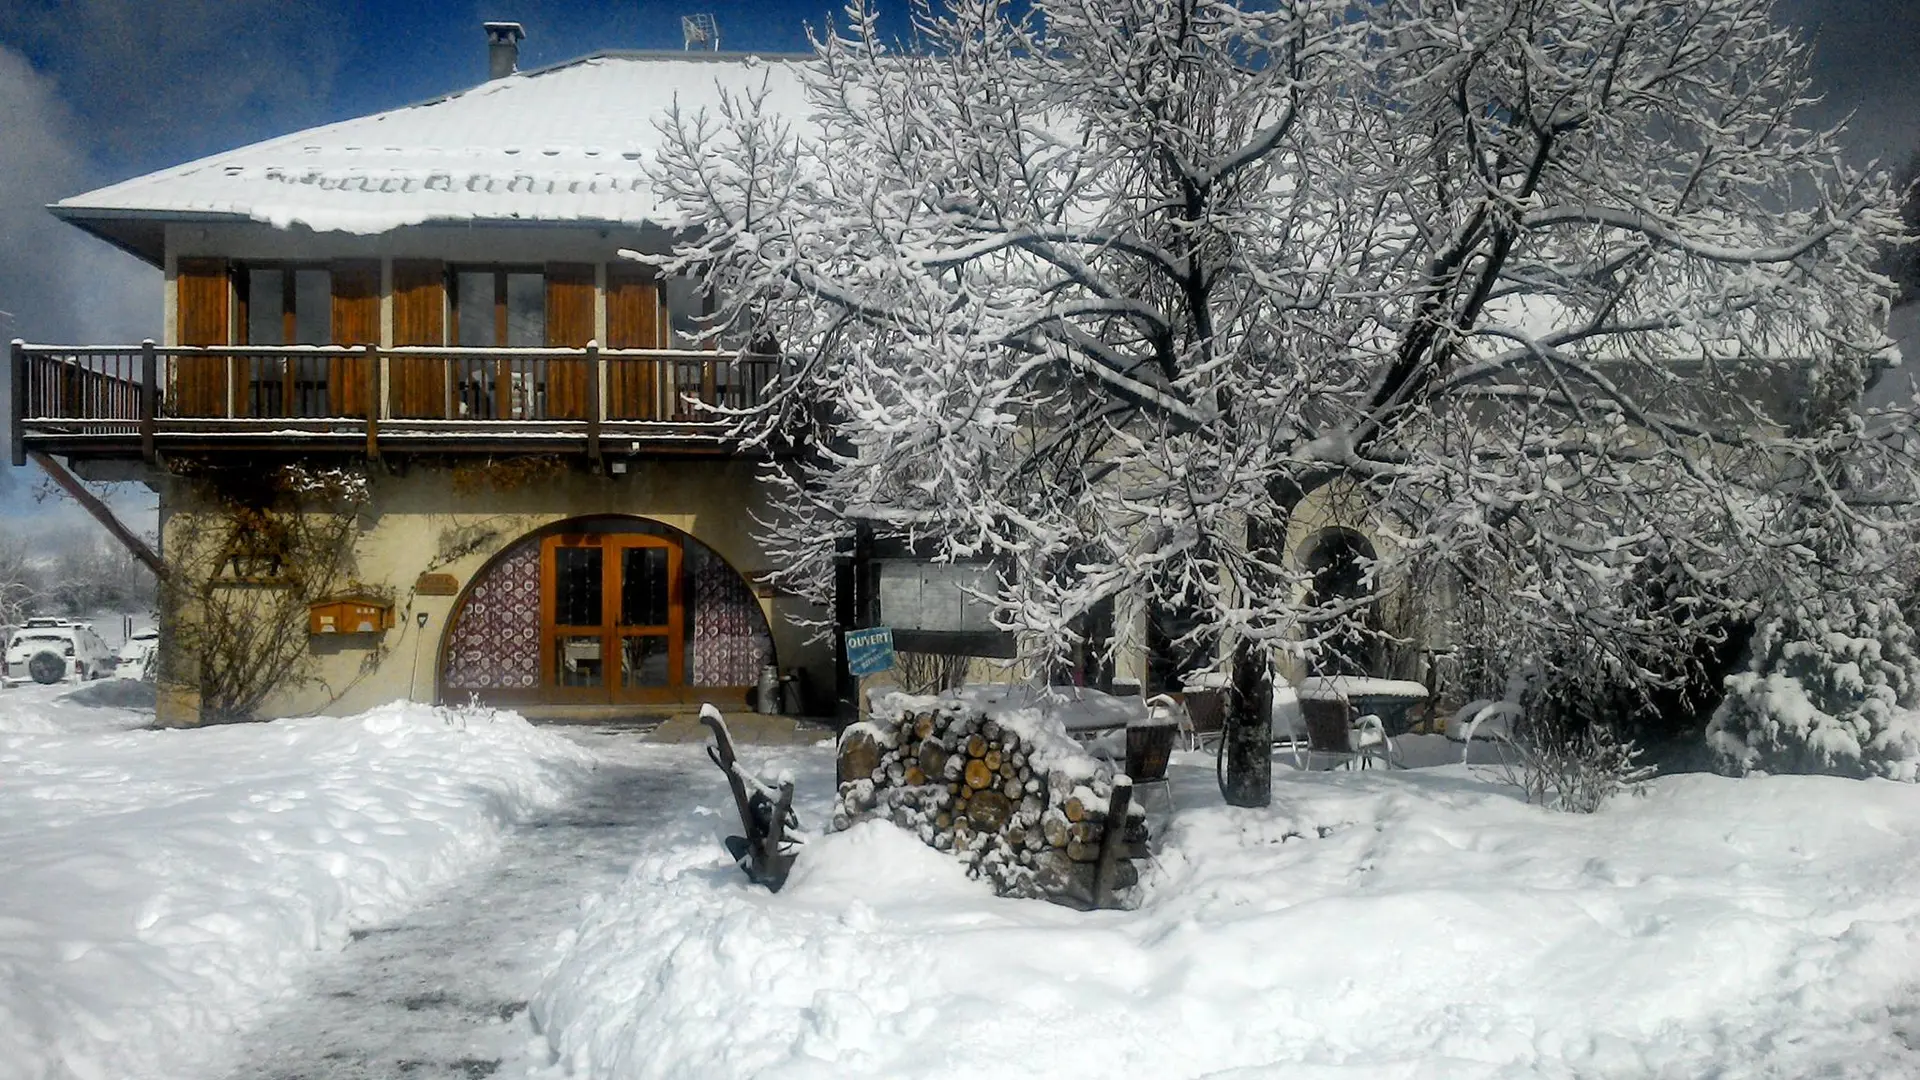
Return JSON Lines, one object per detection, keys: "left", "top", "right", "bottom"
{"left": 9, "top": 339, "right": 25, "bottom": 467}
{"left": 27, "top": 450, "right": 169, "bottom": 583}
{"left": 363, "top": 343, "right": 380, "bottom": 459}
{"left": 585, "top": 341, "right": 602, "bottom": 468}
{"left": 1091, "top": 777, "right": 1135, "bottom": 909}
{"left": 139, "top": 339, "right": 157, "bottom": 464}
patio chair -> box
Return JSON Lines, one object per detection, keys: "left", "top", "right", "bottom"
{"left": 1127, "top": 705, "right": 1181, "bottom": 819}
{"left": 1298, "top": 694, "right": 1395, "bottom": 771}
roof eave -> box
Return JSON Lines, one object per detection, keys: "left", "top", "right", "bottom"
{"left": 48, "top": 204, "right": 691, "bottom": 266}
{"left": 48, "top": 206, "right": 251, "bottom": 268}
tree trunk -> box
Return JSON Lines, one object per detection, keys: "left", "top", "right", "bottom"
{"left": 1216, "top": 473, "right": 1312, "bottom": 807}
{"left": 1222, "top": 636, "right": 1272, "bottom": 806}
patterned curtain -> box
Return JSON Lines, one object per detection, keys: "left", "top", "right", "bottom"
{"left": 689, "top": 542, "right": 773, "bottom": 686}
{"left": 442, "top": 541, "right": 541, "bottom": 693}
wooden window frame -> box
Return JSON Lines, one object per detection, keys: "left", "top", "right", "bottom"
{"left": 449, "top": 264, "right": 549, "bottom": 420}
{"left": 448, "top": 264, "right": 545, "bottom": 348}
{"left": 233, "top": 262, "right": 335, "bottom": 418}
{"left": 235, "top": 262, "right": 333, "bottom": 347}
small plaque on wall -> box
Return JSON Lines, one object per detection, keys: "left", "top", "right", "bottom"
{"left": 415, "top": 573, "right": 460, "bottom": 596}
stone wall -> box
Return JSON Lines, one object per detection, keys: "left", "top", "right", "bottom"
{"left": 833, "top": 693, "right": 1148, "bottom": 909}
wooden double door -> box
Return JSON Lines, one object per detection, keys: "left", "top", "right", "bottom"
{"left": 541, "top": 532, "right": 686, "bottom": 703}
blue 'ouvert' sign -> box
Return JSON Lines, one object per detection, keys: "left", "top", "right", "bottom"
{"left": 845, "top": 626, "right": 897, "bottom": 677}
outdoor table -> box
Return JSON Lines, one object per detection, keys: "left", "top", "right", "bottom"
{"left": 1296, "top": 676, "right": 1431, "bottom": 736}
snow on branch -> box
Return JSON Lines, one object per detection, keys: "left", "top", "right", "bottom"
{"left": 640, "top": 0, "right": 1917, "bottom": 695}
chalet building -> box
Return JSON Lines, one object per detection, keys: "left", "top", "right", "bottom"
{"left": 12, "top": 33, "right": 835, "bottom": 725}
{"left": 11, "top": 26, "right": 1414, "bottom": 727}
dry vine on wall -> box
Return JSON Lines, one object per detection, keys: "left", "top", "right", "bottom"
{"left": 159, "top": 464, "right": 371, "bottom": 724}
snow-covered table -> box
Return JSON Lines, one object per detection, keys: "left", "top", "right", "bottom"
{"left": 1297, "top": 676, "right": 1431, "bottom": 736}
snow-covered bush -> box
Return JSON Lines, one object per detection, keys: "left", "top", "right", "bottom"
{"left": 1708, "top": 596, "right": 1920, "bottom": 781}
{"left": 1492, "top": 710, "right": 1653, "bottom": 813}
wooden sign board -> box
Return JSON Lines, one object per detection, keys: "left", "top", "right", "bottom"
{"left": 415, "top": 572, "right": 460, "bottom": 596}
{"left": 876, "top": 561, "right": 1000, "bottom": 632}
{"left": 874, "top": 560, "right": 1014, "bottom": 658}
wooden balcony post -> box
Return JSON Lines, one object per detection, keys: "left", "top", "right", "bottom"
{"left": 364, "top": 343, "right": 381, "bottom": 460}
{"left": 9, "top": 339, "right": 25, "bottom": 467}
{"left": 585, "top": 341, "right": 603, "bottom": 468}
{"left": 139, "top": 340, "right": 157, "bottom": 464}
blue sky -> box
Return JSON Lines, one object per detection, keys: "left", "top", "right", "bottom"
{"left": 0, "top": 0, "right": 1913, "bottom": 531}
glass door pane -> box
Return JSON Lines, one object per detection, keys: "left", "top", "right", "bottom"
{"left": 553, "top": 546, "right": 602, "bottom": 626}
{"left": 245, "top": 268, "right": 287, "bottom": 417}
{"left": 556, "top": 635, "right": 604, "bottom": 688}
{"left": 613, "top": 539, "right": 680, "bottom": 696}
{"left": 620, "top": 636, "right": 670, "bottom": 688}
{"left": 552, "top": 545, "right": 604, "bottom": 689}
{"left": 620, "top": 546, "right": 670, "bottom": 628}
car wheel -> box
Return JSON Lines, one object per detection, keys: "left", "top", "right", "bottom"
{"left": 27, "top": 651, "right": 68, "bottom": 685}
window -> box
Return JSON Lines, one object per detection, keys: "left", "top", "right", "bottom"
{"left": 240, "top": 265, "right": 332, "bottom": 417}
{"left": 664, "top": 275, "right": 709, "bottom": 349}
{"left": 242, "top": 266, "right": 331, "bottom": 345}
{"left": 451, "top": 267, "right": 545, "bottom": 346}
{"left": 1146, "top": 602, "right": 1215, "bottom": 696}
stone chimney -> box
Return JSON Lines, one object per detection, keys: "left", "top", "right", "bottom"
{"left": 484, "top": 22, "right": 525, "bottom": 80}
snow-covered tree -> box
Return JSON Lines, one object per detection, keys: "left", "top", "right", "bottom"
{"left": 648, "top": 0, "right": 1913, "bottom": 802}
{"left": 1709, "top": 593, "right": 1920, "bottom": 781}
{"left": 0, "top": 527, "right": 42, "bottom": 629}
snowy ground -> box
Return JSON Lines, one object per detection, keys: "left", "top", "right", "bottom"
{"left": 0, "top": 695, "right": 595, "bottom": 1080}
{"left": 0, "top": 673, "right": 157, "bottom": 736}
{"left": 6, "top": 682, "right": 1919, "bottom": 1080}
{"left": 534, "top": 747, "right": 1920, "bottom": 1079}
{"left": 216, "top": 736, "right": 709, "bottom": 1080}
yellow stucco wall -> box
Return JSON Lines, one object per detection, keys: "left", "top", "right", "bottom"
{"left": 155, "top": 458, "right": 830, "bottom": 724}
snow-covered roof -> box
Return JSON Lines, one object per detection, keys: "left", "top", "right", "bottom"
{"left": 52, "top": 52, "right": 811, "bottom": 261}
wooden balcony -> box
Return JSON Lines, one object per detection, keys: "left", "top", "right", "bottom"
{"left": 10, "top": 341, "right": 786, "bottom": 466}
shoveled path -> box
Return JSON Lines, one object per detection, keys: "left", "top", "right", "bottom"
{"left": 217, "top": 731, "right": 707, "bottom": 1080}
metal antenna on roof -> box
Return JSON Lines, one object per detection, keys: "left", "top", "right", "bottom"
{"left": 682, "top": 13, "right": 719, "bottom": 51}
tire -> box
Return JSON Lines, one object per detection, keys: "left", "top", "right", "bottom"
{"left": 27, "top": 650, "right": 68, "bottom": 685}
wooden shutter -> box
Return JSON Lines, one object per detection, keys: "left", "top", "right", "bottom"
{"left": 329, "top": 261, "right": 380, "bottom": 417}
{"left": 606, "top": 265, "right": 660, "bottom": 420}
{"left": 391, "top": 260, "right": 446, "bottom": 418}
{"left": 173, "top": 258, "right": 230, "bottom": 417}
{"left": 545, "top": 263, "right": 596, "bottom": 420}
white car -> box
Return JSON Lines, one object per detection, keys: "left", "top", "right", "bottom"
{"left": 4, "top": 619, "right": 117, "bottom": 685}
{"left": 115, "top": 628, "right": 160, "bottom": 683}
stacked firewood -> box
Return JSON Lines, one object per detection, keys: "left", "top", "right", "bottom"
{"left": 834, "top": 696, "right": 1149, "bottom": 909}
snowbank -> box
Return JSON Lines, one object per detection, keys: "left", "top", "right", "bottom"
{"left": 0, "top": 679, "right": 155, "bottom": 736}
{"left": 0, "top": 702, "right": 597, "bottom": 1080}
{"left": 534, "top": 751, "right": 1920, "bottom": 1078}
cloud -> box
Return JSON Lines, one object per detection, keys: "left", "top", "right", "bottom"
{"left": 0, "top": 46, "right": 156, "bottom": 346}
{"left": 0, "top": 0, "right": 346, "bottom": 170}
{"left": 0, "top": 44, "right": 160, "bottom": 531}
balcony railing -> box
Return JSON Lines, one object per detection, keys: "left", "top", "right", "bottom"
{"left": 9, "top": 341, "right": 785, "bottom": 465}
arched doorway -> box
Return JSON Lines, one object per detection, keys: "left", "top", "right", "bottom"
{"left": 1303, "top": 528, "right": 1378, "bottom": 677}
{"left": 439, "top": 517, "right": 774, "bottom": 707}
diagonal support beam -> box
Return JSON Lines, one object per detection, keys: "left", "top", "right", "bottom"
{"left": 28, "top": 450, "right": 170, "bottom": 583}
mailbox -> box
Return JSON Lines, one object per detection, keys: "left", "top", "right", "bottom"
{"left": 308, "top": 595, "right": 395, "bottom": 636}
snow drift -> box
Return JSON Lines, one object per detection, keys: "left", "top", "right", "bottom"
{"left": 0, "top": 702, "right": 596, "bottom": 1080}
{"left": 534, "top": 749, "right": 1920, "bottom": 1078}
